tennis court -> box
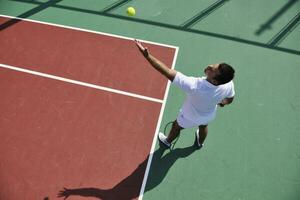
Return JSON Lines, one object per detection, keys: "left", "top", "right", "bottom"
{"left": 0, "top": 0, "right": 299, "bottom": 200}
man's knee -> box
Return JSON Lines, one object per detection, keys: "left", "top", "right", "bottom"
{"left": 173, "top": 120, "right": 184, "bottom": 130}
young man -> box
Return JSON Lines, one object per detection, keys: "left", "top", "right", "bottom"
{"left": 134, "top": 40, "right": 235, "bottom": 149}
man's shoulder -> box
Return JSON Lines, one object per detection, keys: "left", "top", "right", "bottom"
{"left": 223, "top": 80, "right": 234, "bottom": 87}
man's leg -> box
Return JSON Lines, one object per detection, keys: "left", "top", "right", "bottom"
{"left": 197, "top": 125, "right": 208, "bottom": 145}
{"left": 166, "top": 120, "right": 183, "bottom": 143}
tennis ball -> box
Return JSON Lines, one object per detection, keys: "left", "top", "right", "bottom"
{"left": 127, "top": 7, "right": 136, "bottom": 16}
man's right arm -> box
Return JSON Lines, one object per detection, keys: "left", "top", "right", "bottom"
{"left": 134, "top": 39, "right": 177, "bottom": 81}
{"left": 145, "top": 54, "right": 177, "bottom": 81}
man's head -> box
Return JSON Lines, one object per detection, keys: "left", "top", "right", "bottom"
{"left": 204, "top": 63, "right": 235, "bottom": 85}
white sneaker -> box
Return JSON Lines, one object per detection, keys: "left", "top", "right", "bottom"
{"left": 158, "top": 132, "right": 171, "bottom": 148}
{"left": 194, "top": 129, "right": 203, "bottom": 149}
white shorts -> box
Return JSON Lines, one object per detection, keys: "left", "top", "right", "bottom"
{"left": 176, "top": 111, "right": 215, "bottom": 129}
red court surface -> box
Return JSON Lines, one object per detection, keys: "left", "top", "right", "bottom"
{"left": 0, "top": 17, "right": 177, "bottom": 200}
{"left": 0, "top": 16, "right": 176, "bottom": 99}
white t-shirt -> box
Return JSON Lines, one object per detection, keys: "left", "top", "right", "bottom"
{"left": 172, "top": 72, "right": 235, "bottom": 124}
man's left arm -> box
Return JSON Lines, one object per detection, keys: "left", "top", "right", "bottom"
{"left": 219, "top": 97, "right": 234, "bottom": 107}
{"left": 219, "top": 81, "right": 235, "bottom": 107}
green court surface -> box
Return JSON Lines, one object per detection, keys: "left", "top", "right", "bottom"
{"left": 1, "top": 0, "right": 300, "bottom": 199}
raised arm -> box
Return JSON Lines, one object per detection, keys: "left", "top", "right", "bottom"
{"left": 134, "top": 39, "right": 177, "bottom": 81}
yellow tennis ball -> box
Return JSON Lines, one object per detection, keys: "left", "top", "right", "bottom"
{"left": 127, "top": 7, "right": 136, "bottom": 16}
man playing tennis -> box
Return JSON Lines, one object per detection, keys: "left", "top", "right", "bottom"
{"left": 134, "top": 40, "right": 235, "bottom": 149}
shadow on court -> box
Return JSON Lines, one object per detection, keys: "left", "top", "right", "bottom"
{"left": 57, "top": 145, "right": 198, "bottom": 200}
{"left": 255, "top": 0, "right": 299, "bottom": 35}
{"left": 9, "top": 0, "right": 300, "bottom": 55}
{"left": 0, "top": 0, "right": 62, "bottom": 31}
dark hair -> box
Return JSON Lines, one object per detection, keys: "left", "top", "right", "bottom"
{"left": 214, "top": 63, "right": 235, "bottom": 85}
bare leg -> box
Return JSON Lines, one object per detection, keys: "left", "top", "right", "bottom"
{"left": 166, "top": 120, "right": 183, "bottom": 143}
{"left": 198, "top": 125, "right": 208, "bottom": 144}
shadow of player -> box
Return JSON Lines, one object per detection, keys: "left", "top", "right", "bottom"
{"left": 57, "top": 145, "right": 198, "bottom": 200}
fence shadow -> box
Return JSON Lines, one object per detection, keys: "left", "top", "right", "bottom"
{"left": 6, "top": 0, "right": 300, "bottom": 55}
{"left": 0, "top": 0, "right": 62, "bottom": 31}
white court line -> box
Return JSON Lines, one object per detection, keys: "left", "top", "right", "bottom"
{"left": 138, "top": 43, "right": 179, "bottom": 200}
{"left": 0, "top": 63, "right": 164, "bottom": 103}
{"left": 0, "top": 14, "right": 178, "bottom": 49}
{"left": 0, "top": 14, "right": 180, "bottom": 199}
